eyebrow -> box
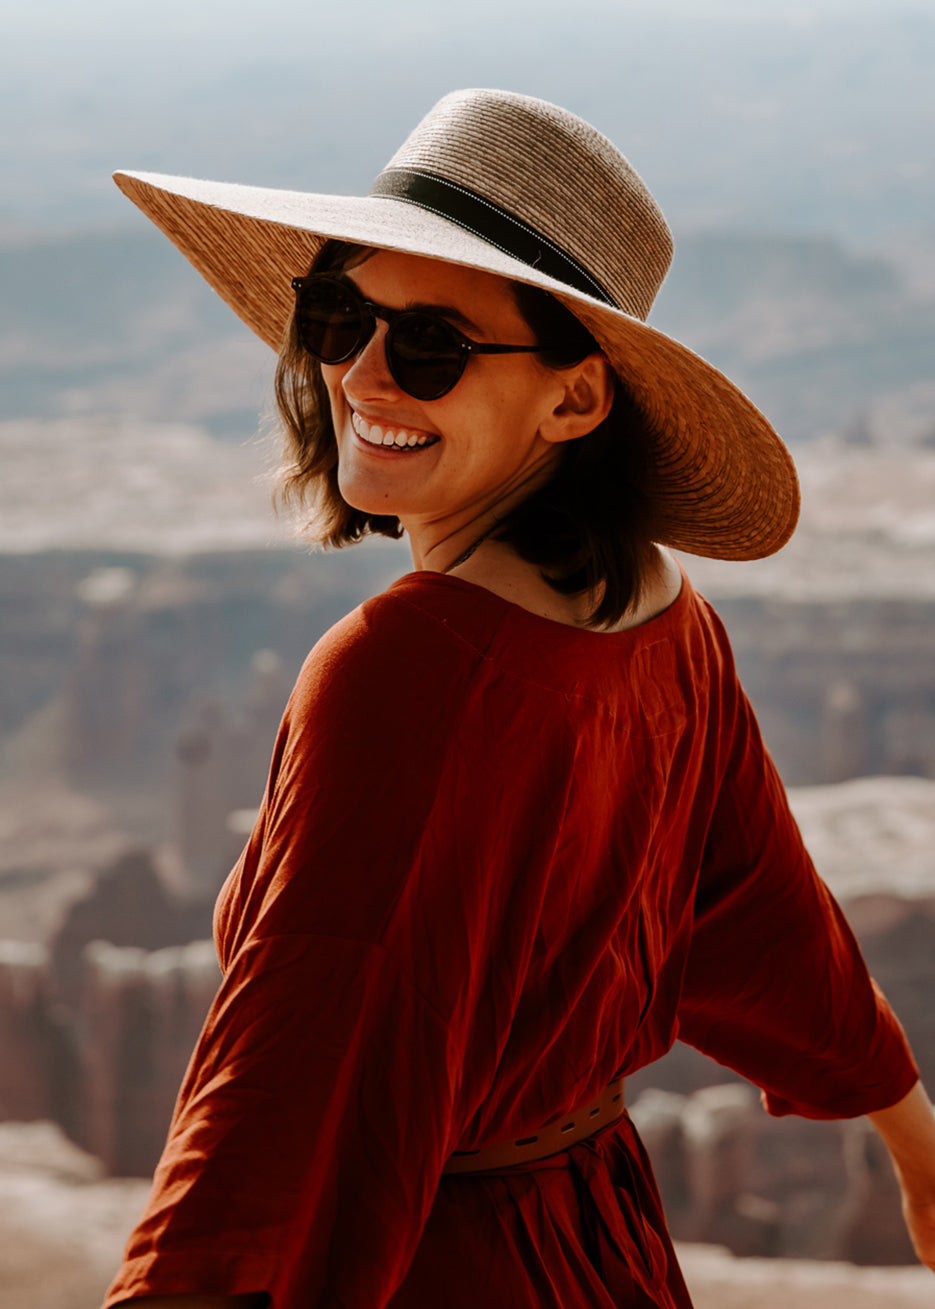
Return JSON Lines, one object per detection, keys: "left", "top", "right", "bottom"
{"left": 337, "top": 273, "right": 484, "bottom": 337}
{"left": 403, "top": 300, "right": 484, "bottom": 336}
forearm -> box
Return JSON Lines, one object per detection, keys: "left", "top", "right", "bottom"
{"left": 867, "top": 1079, "right": 935, "bottom": 1273}
{"left": 867, "top": 1079, "right": 935, "bottom": 1202}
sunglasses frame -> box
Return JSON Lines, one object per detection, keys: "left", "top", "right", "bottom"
{"left": 291, "top": 273, "right": 548, "bottom": 401}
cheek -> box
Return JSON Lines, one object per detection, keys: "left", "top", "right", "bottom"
{"left": 320, "top": 365, "right": 355, "bottom": 436}
{"left": 320, "top": 364, "right": 344, "bottom": 411}
{"left": 479, "top": 373, "right": 550, "bottom": 442}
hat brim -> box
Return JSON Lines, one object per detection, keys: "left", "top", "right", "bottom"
{"left": 113, "top": 169, "right": 799, "bottom": 561}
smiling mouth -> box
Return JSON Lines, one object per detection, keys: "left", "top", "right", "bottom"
{"left": 352, "top": 412, "right": 440, "bottom": 451}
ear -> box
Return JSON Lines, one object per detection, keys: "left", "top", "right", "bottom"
{"left": 538, "top": 353, "right": 615, "bottom": 445}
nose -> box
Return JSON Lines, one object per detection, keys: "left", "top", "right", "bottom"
{"left": 341, "top": 318, "right": 401, "bottom": 401}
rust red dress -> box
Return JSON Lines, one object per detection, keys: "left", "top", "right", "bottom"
{"left": 103, "top": 571, "right": 918, "bottom": 1309}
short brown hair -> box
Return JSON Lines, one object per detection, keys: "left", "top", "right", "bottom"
{"left": 274, "top": 241, "right": 659, "bottom": 627}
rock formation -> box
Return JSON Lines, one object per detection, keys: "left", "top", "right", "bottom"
{"left": 75, "top": 939, "right": 220, "bottom": 1176}
{"left": 632, "top": 1084, "right": 915, "bottom": 1265}
{"left": 0, "top": 941, "right": 54, "bottom": 1123}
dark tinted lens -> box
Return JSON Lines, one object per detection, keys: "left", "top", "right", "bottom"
{"left": 388, "top": 314, "right": 466, "bottom": 400}
{"left": 296, "top": 279, "right": 365, "bottom": 363}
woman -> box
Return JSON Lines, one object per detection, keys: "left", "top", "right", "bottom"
{"left": 103, "top": 90, "right": 935, "bottom": 1308}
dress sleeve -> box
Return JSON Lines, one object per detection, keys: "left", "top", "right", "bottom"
{"left": 102, "top": 595, "right": 492, "bottom": 1309}
{"left": 677, "top": 666, "right": 919, "bottom": 1121}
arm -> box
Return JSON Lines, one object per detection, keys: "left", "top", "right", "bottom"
{"left": 103, "top": 596, "right": 489, "bottom": 1309}
{"left": 868, "top": 1081, "right": 935, "bottom": 1272}
{"left": 675, "top": 654, "right": 928, "bottom": 1268}
{"left": 677, "top": 681, "right": 919, "bottom": 1121}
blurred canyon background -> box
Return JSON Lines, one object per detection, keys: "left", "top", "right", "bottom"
{"left": 2, "top": 1, "right": 935, "bottom": 1304}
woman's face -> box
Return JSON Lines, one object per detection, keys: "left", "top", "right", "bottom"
{"left": 320, "top": 249, "right": 579, "bottom": 551}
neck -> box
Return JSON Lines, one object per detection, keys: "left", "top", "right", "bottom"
{"left": 418, "top": 539, "right": 683, "bottom": 633}
{"left": 405, "top": 520, "right": 497, "bottom": 575}
{"left": 401, "top": 447, "right": 562, "bottom": 576}
{"left": 443, "top": 530, "right": 495, "bottom": 574}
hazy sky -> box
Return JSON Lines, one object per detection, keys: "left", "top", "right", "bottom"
{"left": 3, "top": 0, "right": 933, "bottom": 240}
{"left": 4, "top": 0, "right": 931, "bottom": 61}
{"left": 6, "top": 0, "right": 931, "bottom": 26}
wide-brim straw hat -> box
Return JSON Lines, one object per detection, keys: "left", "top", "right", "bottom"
{"left": 113, "top": 87, "right": 798, "bottom": 559}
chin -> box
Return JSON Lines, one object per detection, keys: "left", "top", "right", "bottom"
{"left": 337, "top": 476, "right": 401, "bottom": 519}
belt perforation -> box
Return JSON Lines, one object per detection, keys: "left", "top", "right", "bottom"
{"left": 442, "top": 1078, "right": 625, "bottom": 1174}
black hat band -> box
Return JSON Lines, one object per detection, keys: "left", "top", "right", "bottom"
{"left": 367, "top": 168, "right": 615, "bottom": 307}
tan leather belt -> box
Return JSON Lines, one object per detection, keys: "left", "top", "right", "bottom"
{"left": 442, "top": 1078, "right": 625, "bottom": 1174}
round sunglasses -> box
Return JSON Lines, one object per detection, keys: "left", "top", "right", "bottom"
{"left": 291, "top": 273, "right": 549, "bottom": 401}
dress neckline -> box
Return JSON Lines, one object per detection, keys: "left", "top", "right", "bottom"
{"left": 388, "top": 564, "right": 690, "bottom": 646}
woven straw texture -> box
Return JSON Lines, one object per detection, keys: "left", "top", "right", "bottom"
{"left": 112, "top": 89, "right": 799, "bottom": 560}
{"left": 383, "top": 90, "right": 673, "bottom": 320}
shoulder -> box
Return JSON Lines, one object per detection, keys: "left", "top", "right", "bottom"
{"left": 351, "top": 570, "right": 508, "bottom": 651}
{"left": 669, "top": 567, "right": 741, "bottom": 672}
{"left": 280, "top": 572, "right": 510, "bottom": 742}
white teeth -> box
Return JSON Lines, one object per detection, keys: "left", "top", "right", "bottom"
{"left": 352, "top": 412, "right": 435, "bottom": 450}
{"left": 353, "top": 415, "right": 381, "bottom": 446}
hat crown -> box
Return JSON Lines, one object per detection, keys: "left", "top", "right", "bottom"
{"left": 381, "top": 89, "right": 673, "bottom": 321}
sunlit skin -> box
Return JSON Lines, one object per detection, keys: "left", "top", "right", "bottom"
{"left": 321, "top": 250, "right": 614, "bottom": 579}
